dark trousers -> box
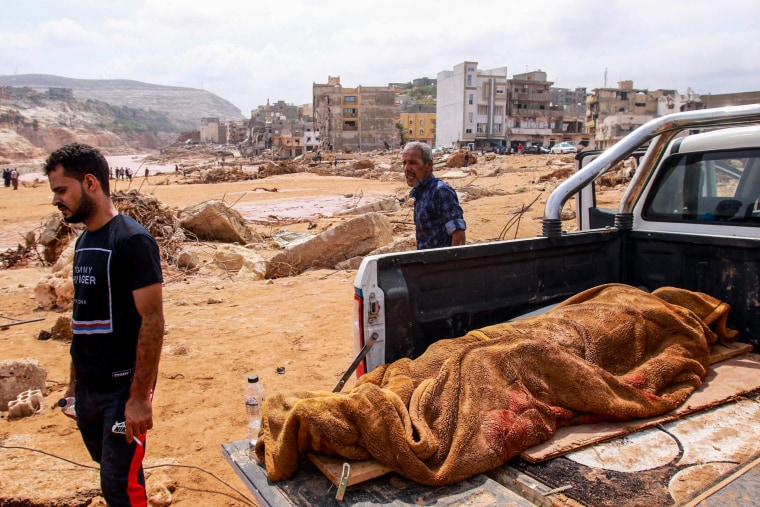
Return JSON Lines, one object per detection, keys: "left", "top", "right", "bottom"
{"left": 75, "top": 382, "right": 148, "bottom": 507}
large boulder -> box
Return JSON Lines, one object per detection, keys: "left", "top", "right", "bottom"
{"left": 334, "top": 197, "right": 399, "bottom": 216}
{"left": 179, "top": 201, "right": 252, "bottom": 244}
{"left": 267, "top": 212, "right": 394, "bottom": 278}
{"left": 37, "top": 214, "right": 78, "bottom": 264}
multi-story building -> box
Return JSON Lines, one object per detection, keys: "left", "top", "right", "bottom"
{"left": 585, "top": 81, "right": 686, "bottom": 149}
{"left": 549, "top": 87, "right": 589, "bottom": 145}
{"left": 399, "top": 105, "right": 436, "bottom": 146}
{"left": 313, "top": 76, "right": 397, "bottom": 152}
{"left": 507, "top": 70, "right": 558, "bottom": 150}
{"left": 436, "top": 62, "right": 509, "bottom": 152}
{"left": 200, "top": 117, "right": 227, "bottom": 144}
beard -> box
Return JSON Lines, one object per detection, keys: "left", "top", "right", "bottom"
{"left": 62, "top": 189, "right": 95, "bottom": 224}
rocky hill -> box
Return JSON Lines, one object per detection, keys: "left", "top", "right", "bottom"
{"left": 0, "top": 75, "right": 246, "bottom": 166}
{"left": 0, "top": 74, "right": 245, "bottom": 128}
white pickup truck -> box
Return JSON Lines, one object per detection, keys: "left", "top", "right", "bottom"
{"left": 224, "top": 104, "right": 760, "bottom": 506}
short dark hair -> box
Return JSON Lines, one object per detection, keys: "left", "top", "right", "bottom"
{"left": 43, "top": 143, "right": 110, "bottom": 195}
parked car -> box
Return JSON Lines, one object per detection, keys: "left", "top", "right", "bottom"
{"left": 551, "top": 142, "right": 578, "bottom": 154}
{"left": 524, "top": 145, "right": 550, "bottom": 154}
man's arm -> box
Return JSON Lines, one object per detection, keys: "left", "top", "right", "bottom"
{"left": 124, "top": 282, "right": 164, "bottom": 443}
{"left": 451, "top": 229, "right": 466, "bottom": 246}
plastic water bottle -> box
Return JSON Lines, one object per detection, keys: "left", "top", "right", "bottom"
{"left": 57, "top": 397, "right": 76, "bottom": 418}
{"left": 244, "top": 375, "right": 265, "bottom": 449}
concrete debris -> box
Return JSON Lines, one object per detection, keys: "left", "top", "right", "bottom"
{"left": 0, "top": 358, "right": 47, "bottom": 409}
{"left": 180, "top": 200, "right": 252, "bottom": 244}
{"left": 334, "top": 197, "right": 400, "bottom": 216}
{"left": 176, "top": 249, "right": 200, "bottom": 270}
{"left": 334, "top": 236, "right": 417, "bottom": 270}
{"left": 34, "top": 270, "right": 74, "bottom": 310}
{"left": 211, "top": 244, "right": 267, "bottom": 279}
{"left": 266, "top": 212, "right": 394, "bottom": 278}
{"left": 37, "top": 213, "right": 77, "bottom": 264}
{"left": 7, "top": 388, "right": 44, "bottom": 419}
{"left": 272, "top": 230, "right": 314, "bottom": 248}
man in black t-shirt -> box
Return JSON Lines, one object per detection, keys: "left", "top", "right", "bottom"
{"left": 44, "top": 143, "right": 164, "bottom": 506}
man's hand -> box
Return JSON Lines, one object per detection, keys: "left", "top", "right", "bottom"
{"left": 124, "top": 395, "right": 153, "bottom": 444}
{"left": 451, "top": 229, "right": 466, "bottom": 246}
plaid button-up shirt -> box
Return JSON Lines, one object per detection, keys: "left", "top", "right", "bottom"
{"left": 410, "top": 175, "right": 466, "bottom": 249}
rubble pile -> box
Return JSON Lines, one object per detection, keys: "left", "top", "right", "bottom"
{"left": 257, "top": 161, "right": 299, "bottom": 178}
{"left": 446, "top": 151, "right": 479, "bottom": 168}
{"left": 199, "top": 166, "right": 255, "bottom": 183}
{"left": 111, "top": 190, "right": 185, "bottom": 261}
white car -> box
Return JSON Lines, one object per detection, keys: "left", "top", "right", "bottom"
{"left": 551, "top": 142, "right": 578, "bottom": 154}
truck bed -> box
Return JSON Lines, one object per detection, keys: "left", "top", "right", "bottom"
{"left": 223, "top": 354, "right": 760, "bottom": 507}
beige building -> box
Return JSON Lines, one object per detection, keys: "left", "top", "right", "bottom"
{"left": 200, "top": 117, "right": 227, "bottom": 144}
{"left": 313, "top": 76, "right": 397, "bottom": 152}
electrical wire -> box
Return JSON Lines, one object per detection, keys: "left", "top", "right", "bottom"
{"left": 0, "top": 444, "right": 257, "bottom": 506}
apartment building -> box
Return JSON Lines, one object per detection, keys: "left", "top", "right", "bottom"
{"left": 586, "top": 81, "right": 679, "bottom": 149}
{"left": 436, "top": 62, "right": 509, "bottom": 151}
{"left": 313, "top": 76, "right": 397, "bottom": 152}
{"left": 507, "top": 70, "right": 557, "bottom": 150}
{"left": 399, "top": 105, "right": 436, "bottom": 146}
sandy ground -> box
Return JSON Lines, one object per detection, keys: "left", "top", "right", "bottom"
{"left": 0, "top": 152, "right": 624, "bottom": 506}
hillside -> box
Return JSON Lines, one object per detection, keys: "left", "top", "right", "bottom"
{"left": 0, "top": 76, "right": 246, "bottom": 166}
{"left": 0, "top": 74, "right": 245, "bottom": 129}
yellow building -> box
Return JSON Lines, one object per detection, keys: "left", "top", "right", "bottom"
{"left": 400, "top": 112, "right": 436, "bottom": 146}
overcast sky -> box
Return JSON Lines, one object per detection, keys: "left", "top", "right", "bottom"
{"left": 1, "top": 0, "right": 758, "bottom": 117}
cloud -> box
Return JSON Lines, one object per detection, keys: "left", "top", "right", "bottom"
{"left": 1, "top": 0, "right": 758, "bottom": 116}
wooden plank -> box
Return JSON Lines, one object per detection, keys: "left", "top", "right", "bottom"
{"left": 307, "top": 452, "right": 393, "bottom": 487}
{"left": 709, "top": 341, "right": 753, "bottom": 364}
{"left": 521, "top": 353, "right": 760, "bottom": 463}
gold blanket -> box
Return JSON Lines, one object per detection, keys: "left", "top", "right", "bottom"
{"left": 255, "top": 284, "right": 738, "bottom": 485}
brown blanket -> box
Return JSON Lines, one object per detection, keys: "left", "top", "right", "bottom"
{"left": 255, "top": 284, "right": 738, "bottom": 485}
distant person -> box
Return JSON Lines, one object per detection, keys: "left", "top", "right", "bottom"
{"left": 403, "top": 141, "right": 466, "bottom": 249}
{"left": 3, "top": 168, "right": 10, "bottom": 187}
{"left": 10, "top": 168, "right": 19, "bottom": 190}
{"left": 43, "top": 143, "right": 164, "bottom": 507}
{"left": 464, "top": 151, "right": 470, "bottom": 167}
{"left": 333, "top": 156, "right": 338, "bottom": 168}
{"left": 126, "top": 168, "right": 133, "bottom": 181}
{"left": 144, "top": 168, "right": 149, "bottom": 178}
{"left": 518, "top": 143, "right": 524, "bottom": 155}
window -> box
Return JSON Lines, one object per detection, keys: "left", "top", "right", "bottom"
{"left": 467, "top": 75, "right": 472, "bottom": 86}
{"left": 465, "top": 128, "right": 473, "bottom": 134}
{"left": 643, "top": 149, "right": 760, "bottom": 224}
{"left": 496, "top": 86, "right": 505, "bottom": 95}
{"left": 477, "top": 123, "right": 486, "bottom": 133}
{"left": 419, "top": 119, "right": 425, "bottom": 126}
{"left": 344, "top": 96, "right": 356, "bottom": 102}
{"left": 409, "top": 119, "right": 413, "bottom": 125}
{"left": 493, "top": 123, "right": 501, "bottom": 133}
{"left": 494, "top": 105, "right": 504, "bottom": 116}
{"left": 468, "top": 112, "right": 473, "bottom": 123}
{"left": 468, "top": 94, "right": 474, "bottom": 105}
{"left": 344, "top": 108, "right": 356, "bottom": 116}
{"left": 478, "top": 105, "right": 488, "bottom": 115}
{"left": 419, "top": 128, "right": 424, "bottom": 135}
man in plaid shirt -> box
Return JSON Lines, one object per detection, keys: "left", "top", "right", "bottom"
{"left": 403, "top": 142, "right": 467, "bottom": 249}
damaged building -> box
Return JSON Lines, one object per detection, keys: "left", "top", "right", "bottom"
{"left": 436, "top": 62, "right": 588, "bottom": 152}
{"left": 313, "top": 76, "right": 397, "bottom": 152}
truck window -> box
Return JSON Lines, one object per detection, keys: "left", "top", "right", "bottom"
{"left": 643, "top": 149, "right": 760, "bottom": 224}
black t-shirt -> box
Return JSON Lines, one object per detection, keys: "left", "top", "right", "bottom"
{"left": 71, "top": 214, "right": 163, "bottom": 387}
